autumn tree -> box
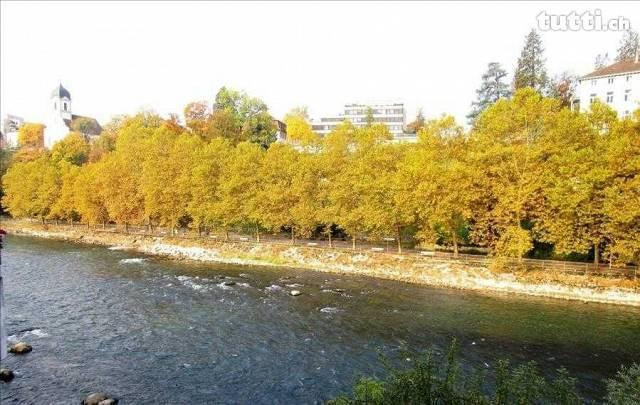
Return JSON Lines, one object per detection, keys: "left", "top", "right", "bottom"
{"left": 51, "top": 132, "right": 90, "bottom": 165}
{"left": 283, "top": 107, "right": 319, "bottom": 146}
{"left": 469, "top": 88, "right": 561, "bottom": 258}
{"left": 549, "top": 72, "right": 577, "bottom": 108}
{"left": 17, "top": 123, "right": 45, "bottom": 148}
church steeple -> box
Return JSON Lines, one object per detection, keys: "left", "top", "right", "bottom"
{"left": 50, "top": 83, "right": 72, "bottom": 120}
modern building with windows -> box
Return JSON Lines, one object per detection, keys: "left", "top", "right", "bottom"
{"left": 311, "top": 102, "right": 408, "bottom": 138}
{"left": 573, "top": 54, "right": 640, "bottom": 118}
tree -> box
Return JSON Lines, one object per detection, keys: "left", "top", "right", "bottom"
{"left": 17, "top": 123, "right": 44, "bottom": 148}
{"left": 409, "top": 116, "right": 473, "bottom": 256}
{"left": 364, "top": 107, "right": 375, "bottom": 127}
{"left": 74, "top": 162, "right": 109, "bottom": 227}
{"left": 183, "top": 101, "right": 210, "bottom": 136}
{"left": 536, "top": 102, "right": 616, "bottom": 265}
{"left": 189, "top": 137, "right": 232, "bottom": 235}
{"left": 594, "top": 53, "right": 610, "bottom": 70}
{"left": 213, "top": 86, "right": 276, "bottom": 147}
{"left": 50, "top": 162, "right": 81, "bottom": 224}
{"left": 549, "top": 72, "right": 577, "bottom": 108}
{"left": 603, "top": 110, "right": 640, "bottom": 264}
{"left": 469, "top": 88, "right": 561, "bottom": 258}
{"left": 406, "top": 109, "right": 426, "bottom": 134}
{"left": 283, "top": 108, "right": 319, "bottom": 146}
{"left": 1, "top": 155, "right": 60, "bottom": 222}
{"left": 51, "top": 132, "right": 90, "bottom": 165}
{"left": 468, "top": 62, "right": 511, "bottom": 125}
{"left": 513, "top": 29, "right": 549, "bottom": 94}
{"left": 615, "top": 29, "right": 639, "bottom": 62}
{"left": 141, "top": 129, "right": 201, "bottom": 234}
{"left": 215, "top": 142, "right": 265, "bottom": 240}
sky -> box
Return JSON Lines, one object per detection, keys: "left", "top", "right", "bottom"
{"left": 1, "top": 1, "right": 639, "bottom": 127}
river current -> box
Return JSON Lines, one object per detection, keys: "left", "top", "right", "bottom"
{"left": 1, "top": 235, "right": 639, "bottom": 403}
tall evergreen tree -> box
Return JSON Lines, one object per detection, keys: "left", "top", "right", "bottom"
{"left": 467, "top": 62, "right": 511, "bottom": 124}
{"left": 615, "top": 29, "right": 639, "bottom": 62}
{"left": 513, "top": 29, "right": 549, "bottom": 94}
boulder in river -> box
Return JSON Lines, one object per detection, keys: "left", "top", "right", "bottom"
{"left": 9, "top": 342, "right": 32, "bottom": 354}
{"left": 290, "top": 290, "right": 302, "bottom": 296}
{"left": 82, "top": 393, "right": 118, "bottom": 405}
{"left": 0, "top": 368, "right": 15, "bottom": 382}
{"left": 223, "top": 280, "right": 236, "bottom": 286}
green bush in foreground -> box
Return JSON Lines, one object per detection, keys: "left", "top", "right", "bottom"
{"left": 329, "top": 339, "right": 640, "bottom": 404}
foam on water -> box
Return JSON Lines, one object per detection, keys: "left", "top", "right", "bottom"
{"left": 320, "top": 307, "right": 343, "bottom": 314}
{"left": 119, "top": 258, "right": 147, "bottom": 264}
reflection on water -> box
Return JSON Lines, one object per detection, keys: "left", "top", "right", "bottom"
{"left": 1, "top": 235, "right": 639, "bottom": 403}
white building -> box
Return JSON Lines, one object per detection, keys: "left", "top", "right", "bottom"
{"left": 311, "top": 102, "right": 416, "bottom": 142}
{"left": 1, "top": 114, "right": 24, "bottom": 148}
{"left": 574, "top": 56, "right": 640, "bottom": 118}
{"left": 45, "top": 84, "right": 102, "bottom": 148}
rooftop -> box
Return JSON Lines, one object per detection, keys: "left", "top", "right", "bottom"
{"left": 582, "top": 60, "right": 640, "bottom": 79}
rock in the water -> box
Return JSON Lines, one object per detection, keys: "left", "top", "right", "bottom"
{"left": 223, "top": 280, "right": 236, "bottom": 286}
{"left": 334, "top": 288, "right": 346, "bottom": 293}
{"left": 82, "top": 393, "right": 118, "bottom": 405}
{"left": 0, "top": 368, "right": 15, "bottom": 382}
{"left": 290, "top": 290, "right": 302, "bottom": 296}
{"left": 239, "top": 273, "right": 250, "bottom": 279}
{"left": 9, "top": 342, "right": 32, "bottom": 354}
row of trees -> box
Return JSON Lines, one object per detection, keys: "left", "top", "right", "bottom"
{"left": 2, "top": 88, "right": 639, "bottom": 265}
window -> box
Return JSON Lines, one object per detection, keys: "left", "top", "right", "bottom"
{"left": 589, "top": 93, "right": 597, "bottom": 104}
{"left": 63, "top": 102, "right": 68, "bottom": 111}
{"left": 625, "top": 89, "right": 631, "bottom": 101}
{"left": 627, "top": 75, "right": 632, "bottom": 82}
{"left": 606, "top": 92, "right": 614, "bottom": 103}
{"left": 607, "top": 77, "right": 614, "bottom": 84}
{"left": 592, "top": 79, "right": 597, "bottom": 86}
{"left": 54, "top": 102, "right": 57, "bottom": 110}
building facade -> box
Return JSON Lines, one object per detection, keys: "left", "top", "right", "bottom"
{"left": 1, "top": 114, "right": 24, "bottom": 148}
{"left": 311, "top": 102, "right": 407, "bottom": 138}
{"left": 574, "top": 56, "right": 640, "bottom": 118}
{"left": 44, "top": 84, "right": 102, "bottom": 148}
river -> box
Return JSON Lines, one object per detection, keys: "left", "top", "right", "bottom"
{"left": 1, "top": 235, "right": 639, "bottom": 404}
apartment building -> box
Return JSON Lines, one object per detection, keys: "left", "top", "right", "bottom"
{"left": 311, "top": 102, "right": 407, "bottom": 137}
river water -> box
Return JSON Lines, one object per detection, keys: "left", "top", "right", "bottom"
{"left": 1, "top": 235, "right": 639, "bottom": 404}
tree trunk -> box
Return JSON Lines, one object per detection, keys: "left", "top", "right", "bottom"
{"left": 396, "top": 225, "right": 402, "bottom": 254}
{"left": 42, "top": 217, "right": 45, "bottom": 225}
{"left": 291, "top": 227, "right": 295, "bottom": 244}
{"left": 103, "top": 221, "right": 106, "bottom": 229}
{"left": 256, "top": 226, "right": 260, "bottom": 243}
{"left": 225, "top": 229, "right": 229, "bottom": 241}
{"left": 594, "top": 243, "right": 600, "bottom": 267}
{"left": 55, "top": 219, "right": 59, "bottom": 226}
{"left": 352, "top": 235, "right": 356, "bottom": 250}
{"left": 328, "top": 231, "right": 333, "bottom": 248}
{"left": 124, "top": 222, "right": 129, "bottom": 233}
{"left": 452, "top": 232, "right": 459, "bottom": 258}
{"left": 70, "top": 218, "right": 74, "bottom": 227}
{"left": 87, "top": 222, "right": 90, "bottom": 230}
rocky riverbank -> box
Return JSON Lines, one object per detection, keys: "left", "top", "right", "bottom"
{"left": 3, "top": 220, "right": 640, "bottom": 306}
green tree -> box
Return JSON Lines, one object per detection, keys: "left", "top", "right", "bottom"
{"left": 513, "top": 29, "right": 549, "bottom": 94}
{"left": 468, "top": 62, "right": 511, "bottom": 125}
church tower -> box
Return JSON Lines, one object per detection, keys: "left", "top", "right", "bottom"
{"left": 50, "top": 83, "right": 72, "bottom": 120}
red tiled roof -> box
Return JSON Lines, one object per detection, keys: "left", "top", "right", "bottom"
{"left": 582, "top": 60, "right": 640, "bottom": 79}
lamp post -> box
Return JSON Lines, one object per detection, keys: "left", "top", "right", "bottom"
{"left": 0, "top": 229, "right": 7, "bottom": 360}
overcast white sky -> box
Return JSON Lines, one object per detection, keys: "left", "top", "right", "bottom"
{"left": 1, "top": 1, "right": 639, "bottom": 127}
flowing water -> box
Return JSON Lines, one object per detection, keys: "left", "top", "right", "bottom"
{"left": 1, "top": 235, "right": 639, "bottom": 404}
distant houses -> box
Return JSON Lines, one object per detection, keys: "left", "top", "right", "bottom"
{"left": 573, "top": 54, "right": 640, "bottom": 118}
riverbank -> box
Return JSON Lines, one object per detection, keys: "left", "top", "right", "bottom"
{"left": 3, "top": 220, "right": 640, "bottom": 306}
